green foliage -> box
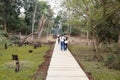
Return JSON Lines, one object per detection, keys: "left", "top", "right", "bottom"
{"left": 0, "top": 30, "right": 8, "bottom": 37}
{"left": 64, "top": 0, "right": 120, "bottom": 45}
{"left": 0, "top": 45, "right": 50, "bottom": 80}
{"left": 1, "top": 0, "right": 23, "bottom": 31}
{"left": 105, "top": 54, "right": 120, "bottom": 70}
{"left": 105, "top": 54, "right": 115, "bottom": 65}
{"left": 105, "top": 44, "right": 120, "bottom": 70}
{"left": 10, "top": 35, "right": 20, "bottom": 41}
{"left": 0, "top": 30, "right": 10, "bottom": 46}
{"left": 95, "top": 10, "right": 120, "bottom": 44}
{"left": 0, "top": 0, "right": 53, "bottom": 34}
{"left": 96, "top": 25, "right": 119, "bottom": 44}
{"left": 54, "top": 15, "right": 61, "bottom": 26}
{"left": 23, "top": 0, "right": 53, "bottom": 33}
{"left": 0, "top": 36, "right": 10, "bottom": 46}
{"left": 62, "top": 23, "right": 68, "bottom": 32}
{"left": 71, "top": 28, "right": 81, "bottom": 36}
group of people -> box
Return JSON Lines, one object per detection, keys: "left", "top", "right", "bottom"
{"left": 57, "top": 34, "right": 68, "bottom": 51}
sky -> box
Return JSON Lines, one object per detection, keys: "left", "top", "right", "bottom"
{"left": 20, "top": 0, "right": 63, "bottom": 17}
{"left": 39, "top": 0, "right": 63, "bottom": 16}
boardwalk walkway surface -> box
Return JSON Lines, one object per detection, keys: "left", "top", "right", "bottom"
{"left": 46, "top": 40, "right": 89, "bottom": 80}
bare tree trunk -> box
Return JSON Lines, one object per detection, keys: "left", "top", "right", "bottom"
{"left": 19, "top": 32, "right": 22, "bottom": 42}
{"left": 69, "top": 26, "right": 72, "bottom": 37}
{"left": 3, "top": 0, "right": 7, "bottom": 32}
{"left": 21, "top": 32, "right": 38, "bottom": 44}
{"left": 93, "top": 36, "right": 98, "bottom": 60}
{"left": 46, "top": 25, "right": 50, "bottom": 40}
{"left": 38, "top": 16, "right": 46, "bottom": 41}
{"left": 31, "top": 4, "right": 37, "bottom": 40}
{"left": 4, "top": 20, "right": 7, "bottom": 32}
{"left": 20, "top": 16, "right": 46, "bottom": 44}
{"left": 93, "top": 35, "right": 103, "bottom": 61}
{"left": 86, "top": 30, "right": 89, "bottom": 45}
{"left": 93, "top": 36, "right": 97, "bottom": 52}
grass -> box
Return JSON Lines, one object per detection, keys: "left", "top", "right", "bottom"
{"left": 69, "top": 44, "right": 120, "bottom": 80}
{"left": 0, "top": 45, "right": 50, "bottom": 80}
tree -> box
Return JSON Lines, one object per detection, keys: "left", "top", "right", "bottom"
{"left": 0, "top": 0, "right": 23, "bottom": 32}
{"left": 23, "top": 0, "right": 53, "bottom": 34}
{"left": 0, "top": 0, "right": 25, "bottom": 46}
{"left": 63, "top": 0, "right": 120, "bottom": 60}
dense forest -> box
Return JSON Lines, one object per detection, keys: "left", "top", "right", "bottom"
{"left": 0, "top": 0, "right": 54, "bottom": 34}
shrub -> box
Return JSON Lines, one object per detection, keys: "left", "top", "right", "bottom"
{"left": 105, "top": 44, "right": 120, "bottom": 70}
{"left": 0, "top": 30, "right": 8, "bottom": 37}
{"left": 105, "top": 54, "right": 115, "bottom": 65}
{"left": 112, "top": 57, "right": 120, "bottom": 69}
{"left": 10, "top": 35, "right": 20, "bottom": 41}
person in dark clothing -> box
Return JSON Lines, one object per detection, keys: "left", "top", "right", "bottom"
{"left": 57, "top": 34, "right": 60, "bottom": 44}
{"left": 58, "top": 36, "right": 60, "bottom": 44}
{"left": 64, "top": 37, "right": 68, "bottom": 50}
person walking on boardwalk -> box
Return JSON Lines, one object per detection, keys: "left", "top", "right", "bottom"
{"left": 57, "top": 34, "right": 60, "bottom": 44}
{"left": 64, "top": 37, "right": 68, "bottom": 50}
{"left": 60, "top": 35, "right": 65, "bottom": 51}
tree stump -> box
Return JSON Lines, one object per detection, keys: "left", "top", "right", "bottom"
{"left": 34, "top": 44, "right": 37, "bottom": 49}
{"left": 12, "top": 54, "right": 19, "bottom": 61}
{"left": 15, "top": 61, "right": 20, "bottom": 72}
{"left": 29, "top": 50, "right": 33, "bottom": 53}
{"left": 4, "top": 43, "right": 7, "bottom": 49}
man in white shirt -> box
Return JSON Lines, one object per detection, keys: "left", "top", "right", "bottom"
{"left": 60, "top": 35, "right": 65, "bottom": 50}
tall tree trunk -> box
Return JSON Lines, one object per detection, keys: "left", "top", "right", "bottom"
{"left": 102, "top": 0, "right": 106, "bottom": 17}
{"left": 31, "top": 4, "right": 37, "bottom": 40}
{"left": 93, "top": 35, "right": 99, "bottom": 60}
{"left": 3, "top": 20, "right": 7, "bottom": 32}
{"left": 69, "top": 26, "right": 72, "bottom": 36}
{"left": 38, "top": 16, "right": 46, "bottom": 41}
{"left": 3, "top": 0, "right": 7, "bottom": 32}
{"left": 46, "top": 22, "right": 50, "bottom": 40}
{"left": 92, "top": 32, "right": 103, "bottom": 61}
{"left": 86, "top": 30, "right": 89, "bottom": 45}
{"left": 91, "top": 24, "right": 102, "bottom": 61}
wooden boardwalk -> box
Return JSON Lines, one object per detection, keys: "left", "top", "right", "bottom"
{"left": 46, "top": 40, "right": 89, "bottom": 80}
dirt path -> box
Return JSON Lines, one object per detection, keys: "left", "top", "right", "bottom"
{"left": 33, "top": 43, "right": 54, "bottom": 80}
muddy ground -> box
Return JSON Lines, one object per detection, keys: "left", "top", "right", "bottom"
{"left": 33, "top": 43, "right": 54, "bottom": 80}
